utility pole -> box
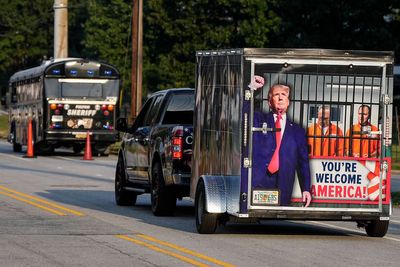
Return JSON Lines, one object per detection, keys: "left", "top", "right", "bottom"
{"left": 131, "top": 0, "right": 143, "bottom": 120}
{"left": 54, "top": 0, "right": 68, "bottom": 58}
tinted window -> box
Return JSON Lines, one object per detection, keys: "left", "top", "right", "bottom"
{"left": 162, "top": 93, "right": 194, "bottom": 124}
{"left": 61, "top": 82, "right": 102, "bottom": 97}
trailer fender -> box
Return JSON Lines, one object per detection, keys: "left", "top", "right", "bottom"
{"left": 200, "top": 175, "right": 241, "bottom": 214}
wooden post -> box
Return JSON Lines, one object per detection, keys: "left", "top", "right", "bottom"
{"left": 53, "top": 0, "right": 68, "bottom": 58}
{"left": 131, "top": 0, "right": 143, "bottom": 121}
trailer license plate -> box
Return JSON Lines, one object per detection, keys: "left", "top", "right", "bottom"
{"left": 252, "top": 190, "right": 279, "bottom": 205}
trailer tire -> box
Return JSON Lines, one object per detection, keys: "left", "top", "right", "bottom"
{"left": 365, "top": 220, "right": 389, "bottom": 237}
{"left": 195, "top": 180, "right": 218, "bottom": 234}
{"left": 151, "top": 161, "right": 176, "bottom": 216}
{"left": 115, "top": 157, "right": 137, "bottom": 206}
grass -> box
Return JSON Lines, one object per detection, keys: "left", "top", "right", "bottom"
{"left": 0, "top": 114, "right": 8, "bottom": 139}
{"left": 108, "top": 141, "right": 121, "bottom": 155}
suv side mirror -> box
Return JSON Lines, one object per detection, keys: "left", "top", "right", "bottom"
{"left": 116, "top": 117, "right": 128, "bottom": 132}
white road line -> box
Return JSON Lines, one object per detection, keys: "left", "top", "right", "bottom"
{"left": 0, "top": 152, "right": 29, "bottom": 161}
{"left": 390, "top": 219, "right": 400, "bottom": 224}
{"left": 54, "top": 156, "right": 82, "bottom": 162}
{"left": 309, "top": 221, "right": 400, "bottom": 242}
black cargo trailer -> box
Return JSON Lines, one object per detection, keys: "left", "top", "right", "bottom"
{"left": 191, "top": 48, "right": 393, "bottom": 236}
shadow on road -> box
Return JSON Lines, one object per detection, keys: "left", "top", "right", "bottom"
{"left": 37, "top": 188, "right": 356, "bottom": 237}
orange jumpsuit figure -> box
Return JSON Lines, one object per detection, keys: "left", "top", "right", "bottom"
{"left": 345, "top": 105, "right": 380, "bottom": 158}
{"left": 307, "top": 105, "right": 344, "bottom": 156}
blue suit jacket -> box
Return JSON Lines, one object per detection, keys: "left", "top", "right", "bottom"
{"left": 252, "top": 111, "right": 311, "bottom": 205}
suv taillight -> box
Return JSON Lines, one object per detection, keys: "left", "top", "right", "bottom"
{"left": 172, "top": 137, "right": 183, "bottom": 159}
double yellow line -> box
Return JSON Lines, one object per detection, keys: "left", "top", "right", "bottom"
{"left": 0, "top": 185, "right": 84, "bottom": 216}
{"left": 116, "top": 234, "right": 235, "bottom": 267}
{"left": 0, "top": 185, "right": 232, "bottom": 265}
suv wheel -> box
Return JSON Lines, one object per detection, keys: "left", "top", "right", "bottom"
{"left": 115, "top": 157, "right": 137, "bottom": 206}
{"left": 151, "top": 161, "right": 176, "bottom": 216}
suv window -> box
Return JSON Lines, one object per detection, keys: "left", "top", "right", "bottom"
{"left": 162, "top": 93, "right": 194, "bottom": 124}
{"left": 143, "top": 95, "right": 163, "bottom": 126}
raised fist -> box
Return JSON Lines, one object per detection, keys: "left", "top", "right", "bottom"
{"left": 249, "top": 75, "right": 265, "bottom": 90}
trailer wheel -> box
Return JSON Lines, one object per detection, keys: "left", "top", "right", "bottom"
{"left": 365, "top": 220, "right": 389, "bottom": 237}
{"left": 115, "top": 157, "right": 137, "bottom": 206}
{"left": 151, "top": 161, "right": 176, "bottom": 216}
{"left": 195, "top": 180, "right": 218, "bottom": 234}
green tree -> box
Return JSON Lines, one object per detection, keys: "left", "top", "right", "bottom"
{"left": 144, "top": 0, "right": 281, "bottom": 92}
{"left": 0, "top": 0, "right": 54, "bottom": 95}
{"left": 0, "top": 0, "right": 89, "bottom": 97}
{"left": 82, "top": 0, "right": 132, "bottom": 98}
{"left": 271, "top": 0, "right": 400, "bottom": 55}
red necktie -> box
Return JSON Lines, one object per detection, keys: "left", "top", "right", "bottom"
{"left": 268, "top": 114, "right": 282, "bottom": 174}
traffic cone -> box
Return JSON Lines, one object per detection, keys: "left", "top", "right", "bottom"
{"left": 82, "top": 131, "right": 93, "bottom": 160}
{"left": 24, "top": 119, "right": 35, "bottom": 158}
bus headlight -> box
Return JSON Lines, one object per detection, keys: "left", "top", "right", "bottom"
{"left": 64, "top": 104, "right": 70, "bottom": 110}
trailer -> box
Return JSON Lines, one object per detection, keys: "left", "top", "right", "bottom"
{"left": 191, "top": 48, "right": 393, "bottom": 236}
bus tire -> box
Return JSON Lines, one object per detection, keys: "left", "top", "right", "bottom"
{"left": 195, "top": 180, "right": 218, "bottom": 234}
{"left": 92, "top": 144, "right": 108, "bottom": 156}
{"left": 35, "top": 143, "right": 54, "bottom": 155}
{"left": 151, "top": 161, "right": 176, "bottom": 216}
{"left": 13, "top": 141, "right": 22, "bottom": 153}
{"left": 115, "top": 157, "right": 137, "bottom": 206}
{"left": 73, "top": 144, "right": 84, "bottom": 154}
{"left": 365, "top": 220, "right": 389, "bottom": 237}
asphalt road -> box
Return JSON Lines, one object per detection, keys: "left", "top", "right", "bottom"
{"left": 0, "top": 139, "right": 400, "bottom": 267}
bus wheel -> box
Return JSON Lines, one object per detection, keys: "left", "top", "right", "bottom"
{"left": 13, "top": 141, "right": 22, "bottom": 153}
{"left": 73, "top": 144, "right": 84, "bottom": 154}
{"left": 35, "top": 143, "right": 54, "bottom": 155}
{"left": 115, "top": 157, "right": 137, "bottom": 206}
{"left": 151, "top": 161, "right": 176, "bottom": 216}
{"left": 92, "top": 144, "right": 108, "bottom": 156}
{"left": 365, "top": 220, "right": 389, "bottom": 237}
{"left": 195, "top": 180, "right": 218, "bottom": 234}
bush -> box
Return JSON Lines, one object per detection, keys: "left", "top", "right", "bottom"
{"left": 0, "top": 114, "right": 8, "bottom": 139}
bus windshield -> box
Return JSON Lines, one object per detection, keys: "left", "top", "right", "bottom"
{"left": 61, "top": 82, "right": 102, "bottom": 97}
{"left": 44, "top": 78, "right": 119, "bottom": 99}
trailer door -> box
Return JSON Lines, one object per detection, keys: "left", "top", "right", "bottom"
{"left": 246, "top": 58, "right": 392, "bottom": 213}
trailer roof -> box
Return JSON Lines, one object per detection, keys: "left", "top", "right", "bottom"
{"left": 196, "top": 48, "right": 394, "bottom": 62}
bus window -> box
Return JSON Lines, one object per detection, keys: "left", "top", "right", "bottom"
{"left": 61, "top": 82, "right": 103, "bottom": 98}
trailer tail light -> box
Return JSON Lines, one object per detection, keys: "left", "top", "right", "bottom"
{"left": 172, "top": 137, "right": 183, "bottom": 159}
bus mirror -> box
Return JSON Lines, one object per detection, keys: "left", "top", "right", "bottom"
{"left": 116, "top": 118, "right": 128, "bottom": 132}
